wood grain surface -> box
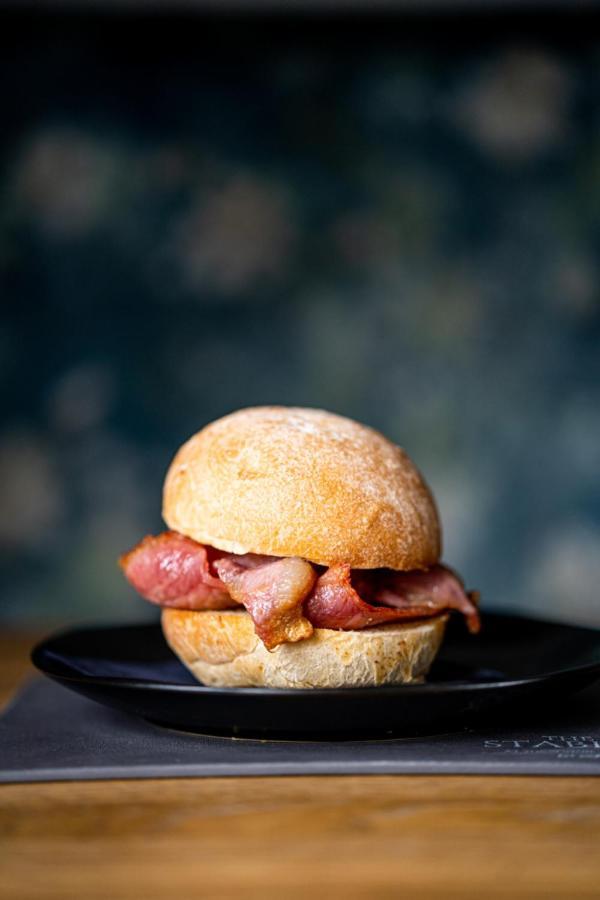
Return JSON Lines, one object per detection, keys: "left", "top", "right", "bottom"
{"left": 1, "top": 630, "right": 599, "bottom": 900}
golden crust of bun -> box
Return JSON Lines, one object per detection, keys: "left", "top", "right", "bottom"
{"left": 161, "top": 608, "right": 448, "bottom": 689}
{"left": 163, "top": 406, "right": 440, "bottom": 570}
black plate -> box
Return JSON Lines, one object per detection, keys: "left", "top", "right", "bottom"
{"left": 31, "top": 612, "right": 600, "bottom": 738}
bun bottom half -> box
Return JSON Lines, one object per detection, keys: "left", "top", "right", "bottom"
{"left": 161, "top": 608, "right": 448, "bottom": 689}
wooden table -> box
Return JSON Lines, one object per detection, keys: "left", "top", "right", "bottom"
{"left": 1, "top": 632, "right": 599, "bottom": 900}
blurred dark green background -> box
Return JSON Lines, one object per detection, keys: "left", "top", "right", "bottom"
{"left": 1, "top": 8, "right": 599, "bottom": 627}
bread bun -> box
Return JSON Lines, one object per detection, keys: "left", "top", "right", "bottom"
{"left": 163, "top": 406, "right": 440, "bottom": 570}
{"left": 162, "top": 608, "right": 448, "bottom": 689}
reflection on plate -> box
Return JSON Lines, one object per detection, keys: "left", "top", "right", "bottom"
{"left": 32, "top": 612, "right": 600, "bottom": 738}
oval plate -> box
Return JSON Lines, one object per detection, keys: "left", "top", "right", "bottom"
{"left": 32, "top": 612, "right": 600, "bottom": 738}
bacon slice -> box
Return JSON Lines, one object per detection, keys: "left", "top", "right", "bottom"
{"left": 214, "top": 555, "right": 316, "bottom": 650}
{"left": 306, "top": 564, "right": 480, "bottom": 633}
{"left": 372, "top": 565, "right": 480, "bottom": 633}
{"left": 120, "top": 531, "right": 480, "bottom": 646}
{"left": 119, "top": 532, "right": 237, "bottom": 610}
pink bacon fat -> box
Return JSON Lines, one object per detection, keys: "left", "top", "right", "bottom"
{"left": 214, "top": 555, "right": 315, "bottom": 650}
{"left": 119, "top": 532, "right": 236, "bottom": 610}
{"left": 306, "top": 565, "right": 480, "bottom": 634}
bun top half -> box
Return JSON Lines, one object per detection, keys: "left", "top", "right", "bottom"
{"left": 162, "top": 406, "right": 441, "bottom": 571}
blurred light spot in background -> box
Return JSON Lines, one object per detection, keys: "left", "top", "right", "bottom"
{"left": 14, "top": 130, "right": 119, "bottom": 238}
{"left": 454, "top": 49, "right": 572, "bottom": 163}
{"left": 0, "top": 432, "right": 64, "bottom": 553}
{"left": 173, "top": 176, "right": 296, "bottom": 296}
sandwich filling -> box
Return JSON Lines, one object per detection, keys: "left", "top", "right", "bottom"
{"left": 121, "top": 531, "right": 480, "bottom": 650}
